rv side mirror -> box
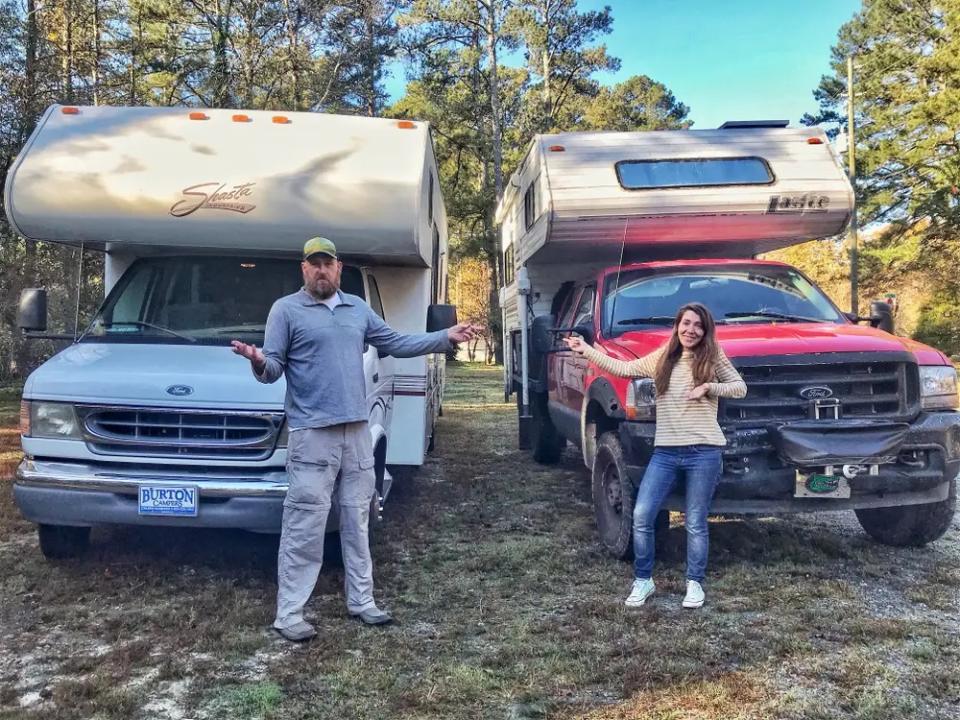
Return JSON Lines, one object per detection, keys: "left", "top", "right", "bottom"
{"left": 868, "top": 301, "right": 895, "bottom": 334}
{"left": 531, "top": 314, "right": 556, "bottom": 354}
{"left": 427, "top": 304, "right": 458, "bottom": 333}
{"left": 573, "top": 320, "right": 595, "bottom": 345}
{"left": 18, "top": 288, "right": 48, "bottom": 332}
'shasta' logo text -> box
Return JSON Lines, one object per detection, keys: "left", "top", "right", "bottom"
{"left": 170, "top": 182, "right": 256, "bottom": 217}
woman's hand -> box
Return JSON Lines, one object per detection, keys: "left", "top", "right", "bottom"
{"left": 563, "top": 336, "right": 589, "bottom": 355}
{"left": 687, "top": 383, "right": 710, "bottom": 400}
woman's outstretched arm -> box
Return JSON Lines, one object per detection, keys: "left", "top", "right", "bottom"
{"left": 563, "top": 336, "right": 661, "bottom": 378}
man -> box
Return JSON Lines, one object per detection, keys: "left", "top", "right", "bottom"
{"left": 232, "top": 236, "right": 476, "bottom": 642}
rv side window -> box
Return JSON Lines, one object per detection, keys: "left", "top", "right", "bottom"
{"left": 616, "top": 157, "right": 774, "bottom": 190}
{"left": 340, "top": 266, "right": 365, "bottom": 299}
{"left": 524, "top": 177, "right": 539, "bottom": 229}
{"left": 431, "top": 226, "right": 441, "bottom": 302}
{"left": 503, "top": 245, "right": 515, "bottom": 286}
{"left": 367, "top": 274, "right": 385, "bottom": 320}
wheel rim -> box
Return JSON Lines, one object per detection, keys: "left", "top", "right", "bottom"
{"left": 597, "top": 457, "right": 624, "bottom": 538}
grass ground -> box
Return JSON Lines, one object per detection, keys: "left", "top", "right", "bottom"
{"left": 0, "top": 363, "right": 957, "bottom": 719}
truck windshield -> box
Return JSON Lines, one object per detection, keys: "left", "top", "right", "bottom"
{"left": 82, "top": 256, "right": 363, "bottom": 345}
{"left": 602, "top": 265, "right": 844, "bottom": 335}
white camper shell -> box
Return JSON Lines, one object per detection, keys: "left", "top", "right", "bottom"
{"left": 8, "top": 105, "right": 451, "bottom": 558}
{"left": 497, "top": 125, "right": 855, "bottom": 411}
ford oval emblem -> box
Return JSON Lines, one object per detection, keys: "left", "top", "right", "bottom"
{"left": 799, "top": 386, "right": 833, "bottom": 400}
{"left": 166, "top": 384, "right": 194, "bottom": 397}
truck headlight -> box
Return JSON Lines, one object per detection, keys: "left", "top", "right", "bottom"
{"left": 919, "top": 366, "right": 958, "bottom": 410}
{"left": 625, "top": 378, "right": 657, "bottom": 420}
{"left": 25, "top": 401, "right": 82, "bottom": 439}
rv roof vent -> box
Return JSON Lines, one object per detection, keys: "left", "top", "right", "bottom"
{"left": 718, "top": 120, "right": 789, "bottom": 129}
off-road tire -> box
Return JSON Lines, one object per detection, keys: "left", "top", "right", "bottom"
{"left": 592, "top": 432, "right": 670, "bottom": 561}
{"left": 38, "top": 524, "right": 91, "bottom": 559}
{"left": 854, "top": 478, "right": 956, "bottom": 547}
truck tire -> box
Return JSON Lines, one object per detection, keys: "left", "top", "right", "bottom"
{"left": 38, "top": 524, "right": 91, "bottom": 559}
{"left": 592, "top": 432, "right": 671, "bottom": 561}
{"left": 530, "top": 393, "right": 563, "bottom": 465}
{"left": 592, "top": 432, "right": 634, "bottom": 559}
{"left": 854, "top": 479, "right": 956, "bottom": 547}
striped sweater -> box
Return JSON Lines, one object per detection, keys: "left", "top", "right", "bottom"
{"left": 581, "top": 344, "right": 747, "bottom": 447}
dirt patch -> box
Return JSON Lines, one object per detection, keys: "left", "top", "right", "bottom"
{"left": 0, "top": 364, "right": 957, "bottom": 719}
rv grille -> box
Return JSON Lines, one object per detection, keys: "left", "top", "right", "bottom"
{"left": 78, "top": 407, "right": 283, "bottom": 460}
{"left": 720, "top": 356, "right": 919, "bottom": 426}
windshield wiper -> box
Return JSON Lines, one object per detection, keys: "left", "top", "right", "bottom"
{"left": 615, "top": 316, "right": 676, "bottom": 326}
{"left": 99, "top": 320, "right": 197, "bottom": 342}
{"left": 725, "top": 311, "right": 822, "bottom": 323}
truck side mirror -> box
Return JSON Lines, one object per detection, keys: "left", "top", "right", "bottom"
{"left": 427, "top": 304, "right": 458, "bottom": 332}
{"left": 18, "top": 288, "right": 48, "bottom": 332}
{"left": 531, "top": 314, "right": 556, "bottom": 354}
{"left": 869, "top": 301, "right": 894, "bottom": 334}
{"left": 573, "top": 320, "right": 595, "bottom": 345}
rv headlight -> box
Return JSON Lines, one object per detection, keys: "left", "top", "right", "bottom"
{"left": 625, "top": 378, "right": 657, "bottom": 420}
{"left": 28, "top": 401, "right": 82, "bottom": 439}
{"left": 919, "top": 366, "right": 958, "bottom": 410}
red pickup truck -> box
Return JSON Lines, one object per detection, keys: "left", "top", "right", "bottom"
{"left": 521, "top": 258, "right": 958, "bottom": 556}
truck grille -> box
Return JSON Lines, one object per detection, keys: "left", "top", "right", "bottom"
{"left": 721, "top": 353, "right": 919, "bottom": 427}
{"left": 78, "top": 406, "right": 284, "bottom": 460}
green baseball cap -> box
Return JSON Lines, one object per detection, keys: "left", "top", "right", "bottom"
{"left": 303, "top": 236, "right": 337, "bottom": 260}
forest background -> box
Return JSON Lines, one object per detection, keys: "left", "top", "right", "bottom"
{"left": 1, "top": 0, "right": 958, "bottom": 379}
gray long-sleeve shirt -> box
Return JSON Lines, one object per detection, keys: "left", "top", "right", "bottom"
{"left": 255, "top": 289, "right": 451, "bottom": 430}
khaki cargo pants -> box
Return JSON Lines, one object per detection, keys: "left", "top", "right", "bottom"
{"left": 274, "top": 422, "right": 377, "bottom": 629}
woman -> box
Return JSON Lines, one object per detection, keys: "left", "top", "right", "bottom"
{"left": 564, "top": 302, "right": 746, "bottom": 609}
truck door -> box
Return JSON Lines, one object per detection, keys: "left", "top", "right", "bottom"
{"left": 563, "top": 284, "right": 596, "bottom": 417}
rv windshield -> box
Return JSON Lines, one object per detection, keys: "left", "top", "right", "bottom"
{"left": 602, "top": 264, "right": 844, "bottom": 336}
{"left": 82, "top": 256, "right": 364, "bottom": 345}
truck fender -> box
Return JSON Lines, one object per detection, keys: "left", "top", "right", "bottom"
{"left": 580, "top": 377, "right": 625, "bottom": 469}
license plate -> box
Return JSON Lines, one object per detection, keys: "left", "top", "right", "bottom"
{"left": 138, "top": 485, "right": 199, "bottom": 517}
{"left": 795, "top": 469, "right": 851, "bottom": 499}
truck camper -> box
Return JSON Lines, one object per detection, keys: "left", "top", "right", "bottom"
{"left": 499, "top": 123, "right": 959, "bottom": 556}
{"left": 7, "top": 104, "right": 454, "bottom": 559}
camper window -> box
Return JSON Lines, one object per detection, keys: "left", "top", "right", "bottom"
{"left": 524, "top": 177, "right": 539, "bottom": 229}
{"left": 615, "top": 157, "right": 774, "bottom": 190}
{"left": 503, "top": 245, "right": 515, "bottom": 286}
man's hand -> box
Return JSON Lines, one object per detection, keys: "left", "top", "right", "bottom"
{"left": 448, "top": 323, "right": 480, "bottom": 344}
{"left": 231, "top": 340, "right": 266, "bottom": 373}
{"left": 687, "top": 383, "right": 710, "bottom": 400}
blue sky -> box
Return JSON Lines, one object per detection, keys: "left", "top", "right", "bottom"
{"left": 386, "top": 0, "right": 863, "bottom": 129}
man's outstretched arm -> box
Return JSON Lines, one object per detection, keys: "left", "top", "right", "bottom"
{"left": 232, "top": 304, "right": 288, "bottom": 383}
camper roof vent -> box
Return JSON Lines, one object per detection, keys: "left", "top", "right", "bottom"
{"left": 719, "top": 120, "right": 790, "bottom": 129}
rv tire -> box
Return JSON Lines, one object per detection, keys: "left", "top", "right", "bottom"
{"left": 854, "top": 479, "right": 956, "bottom": 547}
{"left": 38, "top": 524, "right": 91, "bottom": 559}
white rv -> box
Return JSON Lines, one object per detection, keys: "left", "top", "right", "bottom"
{"left": 6, "top": 104, "right": 453, "bottom": 558}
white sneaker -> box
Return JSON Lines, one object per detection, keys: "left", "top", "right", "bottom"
{"left": 682, "top": 580, "right": 705, "bottom": 609}
{"left": 625, "top": 578, "right": 655, "bottom": 607}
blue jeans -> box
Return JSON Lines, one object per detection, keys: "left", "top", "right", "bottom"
{"left": 633, "top": 445, "right": 723, "bottom": 583}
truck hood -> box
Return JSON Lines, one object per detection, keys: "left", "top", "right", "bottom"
{"left": 605, "top": 322, "right": 949, "bottom": 365}
{"left": 23, "top": 343, "right": 285, "bottom": 409}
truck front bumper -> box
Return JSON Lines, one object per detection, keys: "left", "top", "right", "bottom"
{"left": 619, "top": 411, "right": 960, "bottom": 513}
{"left": 14, "top": 458, "right": 287, "bottom": 532}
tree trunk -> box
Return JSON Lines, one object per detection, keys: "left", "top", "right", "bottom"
{"left": 483, "top": 1, "right": 505, "bottom": 364}
{"left": 92, "top": 0, "right": 101, "bottom": 105}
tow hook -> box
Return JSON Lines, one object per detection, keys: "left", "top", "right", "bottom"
{"left": 841, "top": 464, "right": 879, "bottom": 480}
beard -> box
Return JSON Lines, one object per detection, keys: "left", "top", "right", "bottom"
{"left": 305, "top": 274, "right": 339, "bottom": 300}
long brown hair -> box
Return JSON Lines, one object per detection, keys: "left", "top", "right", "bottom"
{"left": 653, "top": 302, "right": 719, "bottom": 396}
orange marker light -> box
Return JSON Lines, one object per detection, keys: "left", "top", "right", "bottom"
{"left": 272, "top": 115, "right": 290, "bottom": 124}
{"left": 807, "top": 137, "right": 824, "bottom": 145}
{"left": 19, "top": 401, "right": 30, "bottom": 437}
{"left": 189, "top": 112, "right": 209, "bottom": 120}
{"left": 396, "top": 120, "right": 416, "bottom": 129}
{"left": 61, "top": 106, "right": 80, "bottom": 115}
{"left": 548, "top": 145, "right": 565, "bottom": 152}
{"left": 232, "top": 114, "right": 251, "bottom": 122}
